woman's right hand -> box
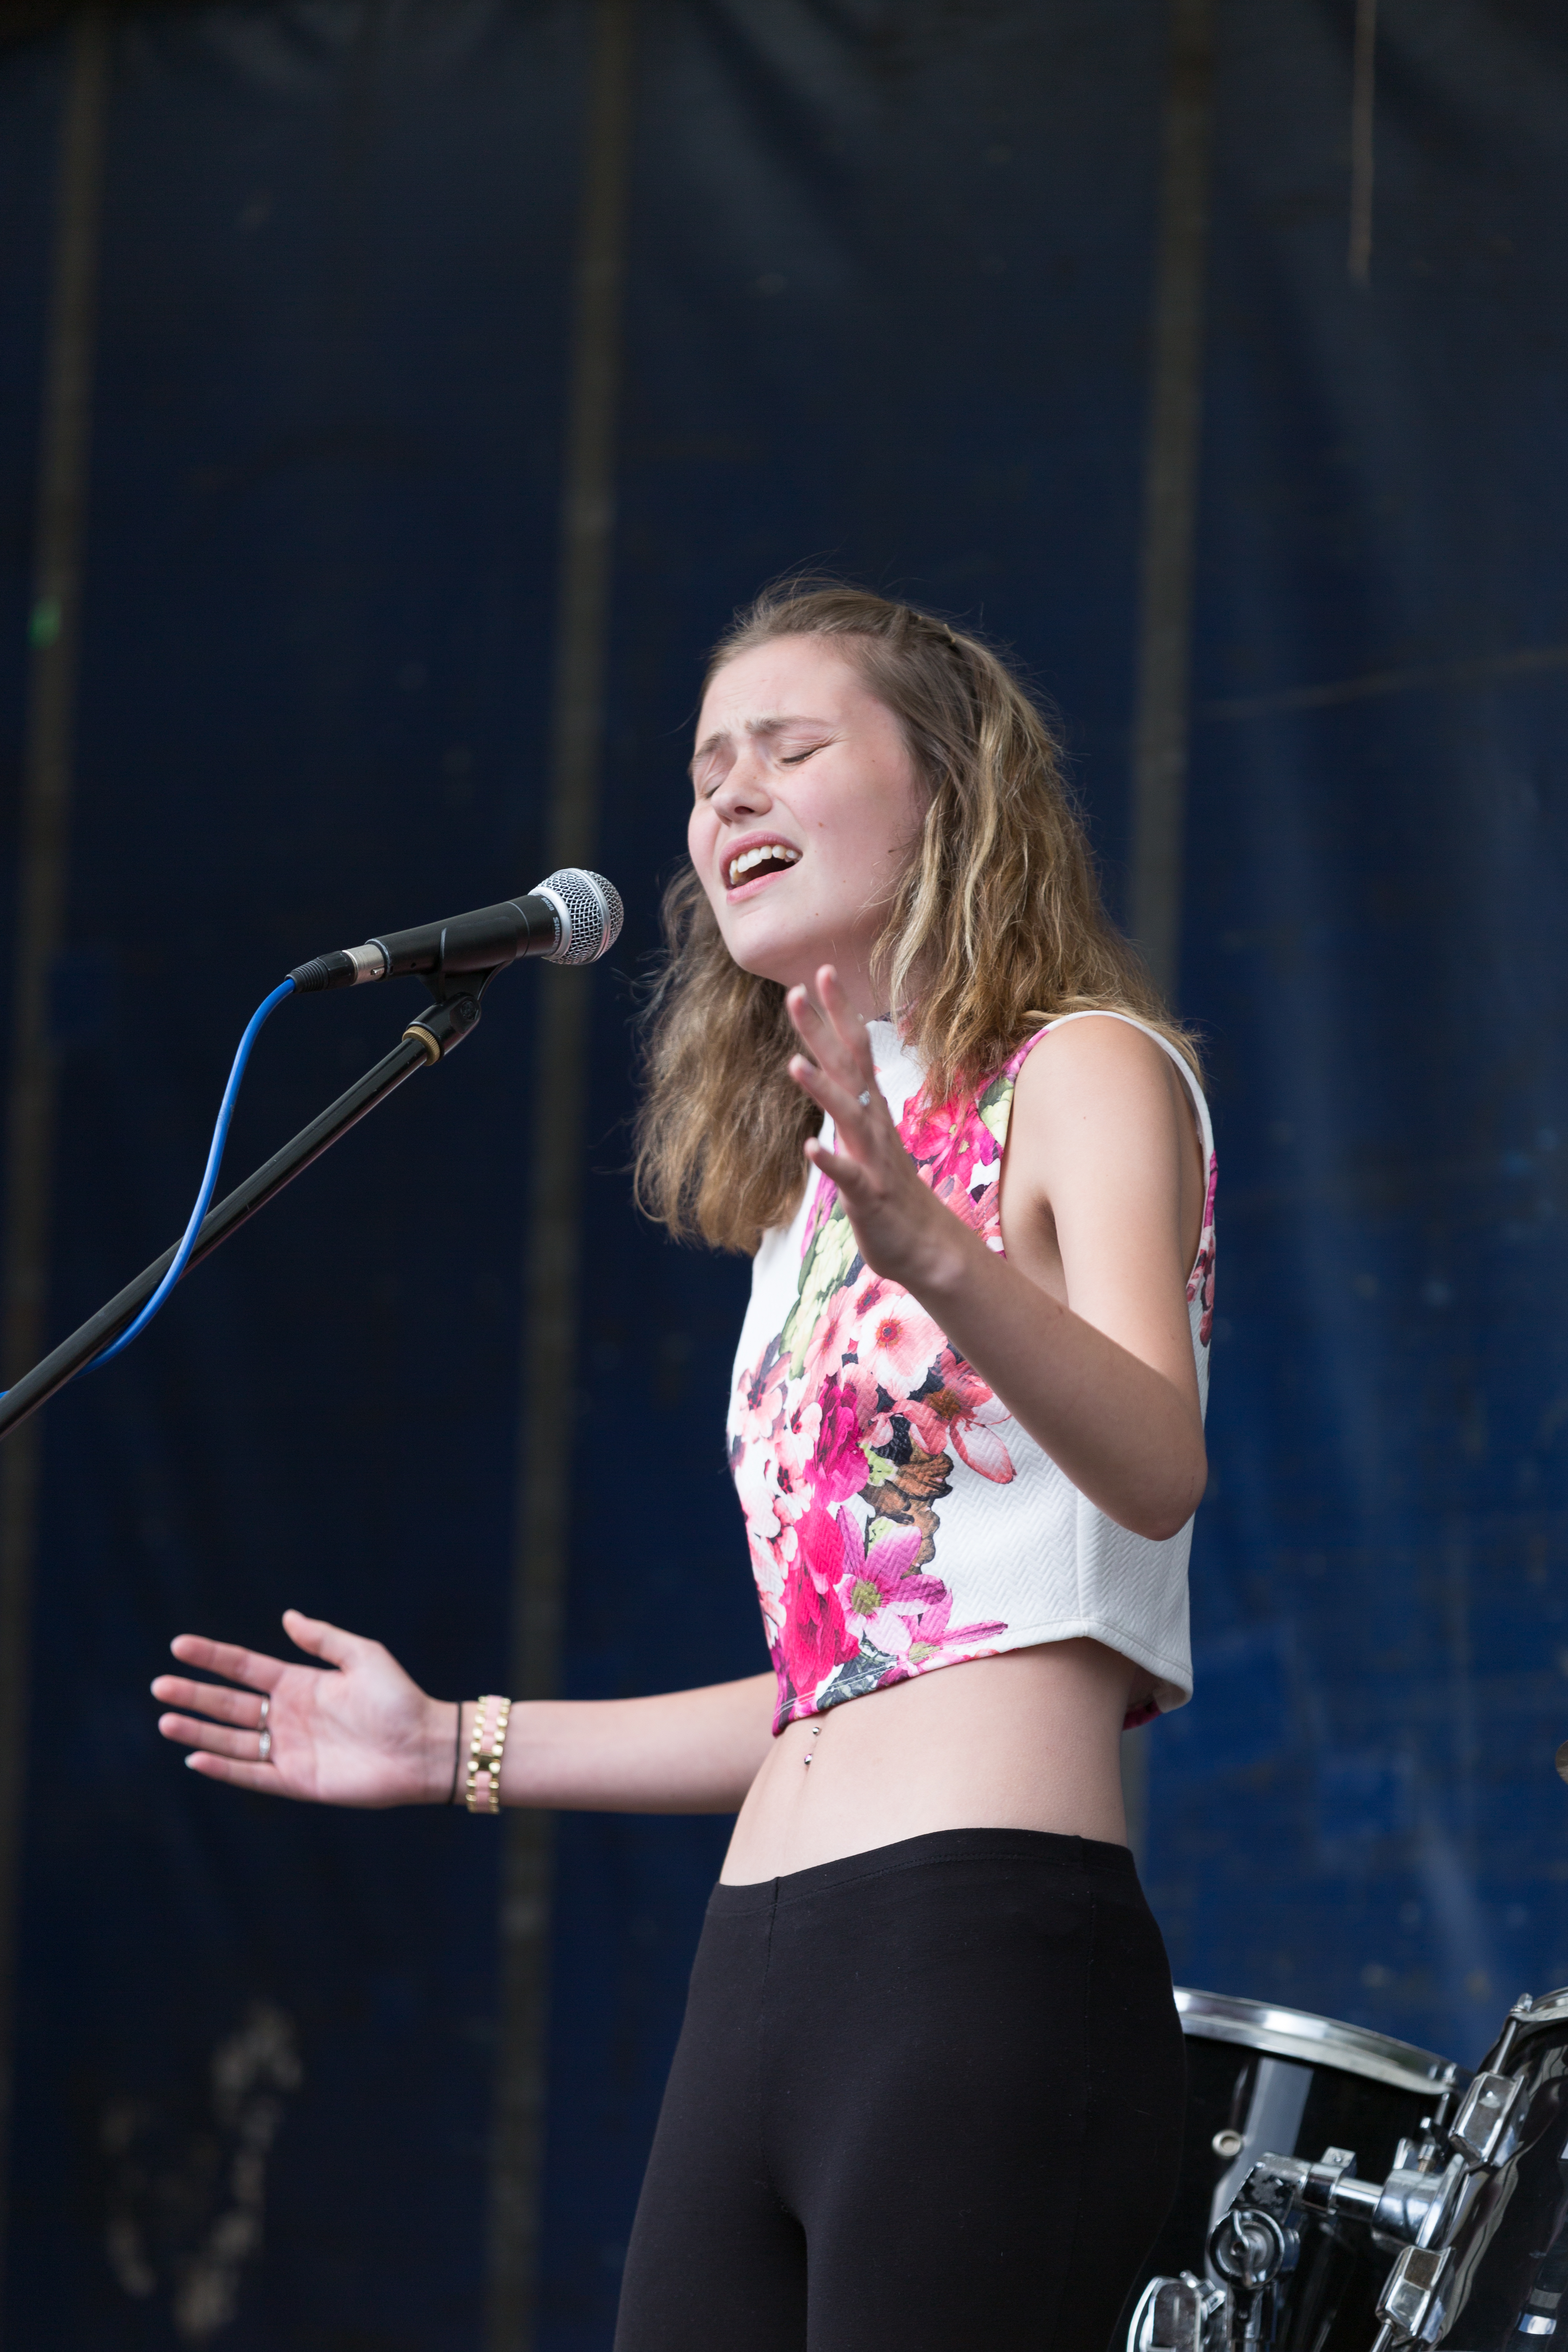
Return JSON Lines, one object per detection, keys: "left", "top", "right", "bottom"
{"left": 152, "top": 1608, "right": 457, "bottom": 1808}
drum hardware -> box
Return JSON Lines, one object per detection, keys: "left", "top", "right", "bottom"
{"left": 1126, "top": 1974, "right": 1568, "bottom": 2350}
{"left": 1126, "top": 2271, "right": 1232, "bottom": 2352}
{"left": 1373, "top": 1981, "right": 1568, "bottom": 2350}
{"left": 1207, "top": 2203, "right": 1295, "bottom": 2346}
{"left": 1122, "top": 1992, "right": 1471, "bottom": 2352}
{"left": 1368, "top": 2243, "right": 1453, "bottom": 2350}
{"left": 1445, "top": 2066, "right": 1527, "bottom": 2169}
{"left": 1158, "top": 1994, "right": 1545, "bottom": 2348}
{"left": 1192, "top": 2140, "right": 1465, "bottom": 2348}
{"left": 1223, "top": 2139, "right": 1469, "bottom": 2253}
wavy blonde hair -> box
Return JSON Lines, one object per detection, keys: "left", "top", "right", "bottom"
{"left": 634, "top": 581, "right": 1198, "bottom": 1253}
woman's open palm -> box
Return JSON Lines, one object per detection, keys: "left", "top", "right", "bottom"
{"left": 152, "top": 1609, "right": 452, "bottom": 1808}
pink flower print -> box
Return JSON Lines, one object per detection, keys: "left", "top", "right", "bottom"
{"left": 1194, "top": 1250, "right": 1215, "bottom": 1349}
{"left": 833, "top": 1358, "right": 897, "bottom": 1453}
{"left": 731, "top": 1350, "right": 817, "bottom": 1585}
{"left": 852, "top": 1284, "right": 947, "bottom": 1401}
{"left": 775, "top": 1502, "right": 860, "bottom": 1700}
{"left": 800, "top": 1276, "right": 860, "bottom": 1391}
{"left": 901, "top": 1347, "right": 1016, "bottom": 1482}
{"left": 897, "top": 1588, "right": 1008, "bottom": 1669}
{"left": 835, "top": 1511, "right": 1007, "bottom": 1671}
{"left": 811, "top": 1375, "right": 869, "bottom": 1507}
{"left": 901, "top": 1089, "right": 977, "bottom": 1172}
{"left": 901, "top": 1090, "right": 1004, "bottom": 1225}
{"left": 837, "top": 1515, "right": 944, "bottom": 1655}
{"left": 1186, "top": 1153, "right": 1218, "bottom": 1348}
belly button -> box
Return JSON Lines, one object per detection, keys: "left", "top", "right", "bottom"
{"left": 804, "top": 1725, "right": 822, "bottom": 1767}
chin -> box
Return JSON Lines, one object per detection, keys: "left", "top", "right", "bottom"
{"left": 716, "top": 918, "right": 811, "bottom": 989}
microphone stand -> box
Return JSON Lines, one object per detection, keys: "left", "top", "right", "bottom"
{"left": 0, "top": 976, "right": 496, "bottom": 1443}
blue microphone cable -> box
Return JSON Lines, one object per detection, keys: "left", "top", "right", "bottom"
{"left": 91, "top": 975, "right": 297, "bottom": 1369}
{"left": 0, "top": 976, "right": 297, "bottom": 1397}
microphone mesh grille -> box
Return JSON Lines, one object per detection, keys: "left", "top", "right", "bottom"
{"left": 536, "top": 868, "right": 624, "bottom": 965}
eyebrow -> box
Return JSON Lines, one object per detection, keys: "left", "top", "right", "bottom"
{"left": 689, "top": 711, "right": 836, "bottom": 778}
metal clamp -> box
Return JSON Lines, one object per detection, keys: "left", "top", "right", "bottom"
{"left": 1449, "top": 2068, "right": 1527, "bottom": 2169}
{"left": 1371, "top": 2242, "right": 1452, "bottom": 2348}
{"left": 1237, "top": 2145, "right": 1466, "bottom": 2249}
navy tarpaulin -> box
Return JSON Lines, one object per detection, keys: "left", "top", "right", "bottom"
{"left": 0, "top": 3, "right": 1563, "bottom": 2346}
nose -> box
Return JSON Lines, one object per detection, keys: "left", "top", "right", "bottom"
{"left": 709, "top": 745, "right": 773, "bottom": 823}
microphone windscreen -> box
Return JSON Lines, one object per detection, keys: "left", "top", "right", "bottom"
{"left": 533, "top": 868, "right": 624, "bottom": 965}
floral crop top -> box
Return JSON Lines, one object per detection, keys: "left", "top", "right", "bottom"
{"left": 726, "top": 1013, "right": 1217, "bottom": 1737}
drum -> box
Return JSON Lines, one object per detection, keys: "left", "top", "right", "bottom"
{"left": 1119, "top": 1988, "right": 1470, "bottom": 2351}
{"left": 1409, "top": 1985, "right": 1568, "bottom": 2349}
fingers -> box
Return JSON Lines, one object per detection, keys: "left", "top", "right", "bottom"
{"left": 802, "top": 1133, "right": 855, "bottom": 1187}
{"left": 787, "top": 982, "right": 881, "bottom": 1139}
{"left": 788, "top": 1045, "right": 879, "bottom": 1141}
{"left": 786, "top": 969, "right": 871, "bottom": 1083}
{"left": 813, "top": 966, "right": 871, "bottom": 1068}
{"left": 281, "top": 1608, "right": 360, "bottom": 1669}
{"left": 151, "top": 1675, "right": 266, "bottom": 1729}
{"left": 156, "top": 1709, "right": 270, "bottom": 1763}
{"left": 168, "top": 1632, "right": 285, "bottom": 1693}
{"left": 182, "top": 1750, "right": 281, "bottom": 1796}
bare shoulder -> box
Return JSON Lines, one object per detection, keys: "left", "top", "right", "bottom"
{"left": 1006, "top": 1015, "right": 1202, "bottom": 1242}
{"left": 1011, "top": 1014, "right": 1189, "bottom": 1137}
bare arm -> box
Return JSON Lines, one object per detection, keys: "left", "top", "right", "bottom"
{"left": 153, "top": 1608, "right": 775, "bottom": 1812}
{"left": 787, "top": 971, "right": 1207, "bottom": 1542}
{"left": 497, "top": 1675, "right": 775, "bottom": 1811}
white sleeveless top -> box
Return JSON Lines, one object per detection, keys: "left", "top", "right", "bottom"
{"left": 726, "top": 1013, "right": 1216, "bottom": 1735}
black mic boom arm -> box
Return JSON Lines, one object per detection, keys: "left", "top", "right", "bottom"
{"left": 287, "top": 867, "right": 622, "bottom": 993}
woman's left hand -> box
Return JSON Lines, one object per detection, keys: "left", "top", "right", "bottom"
{"left": 787, "top": 967, "right": 972, "bottom": 1295}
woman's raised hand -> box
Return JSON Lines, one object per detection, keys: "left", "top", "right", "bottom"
{"left": 152, "top": 1609, "right": 455, "bottom": 1808}
{"left": 786, "top": 966, "right": 972, "bottom": 1295}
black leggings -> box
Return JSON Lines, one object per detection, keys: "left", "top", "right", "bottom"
{"left": 614, "top": 1828, "right": 1185, "bottom": 2352}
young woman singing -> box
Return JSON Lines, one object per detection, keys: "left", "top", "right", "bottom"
{"left": 153, "top": 583, "right": 1217, "bottom": 2350}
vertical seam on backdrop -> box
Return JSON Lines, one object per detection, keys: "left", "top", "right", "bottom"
{"left": 1123, "top": 0, "right": 1216, "bottom": 1874}
{"left": 484, "top": 5, "right": 636, "bottom": 2347}
{"left": 1348, "top": 0, "right": 1377, "bottom": 284}
{"left": 0, "top": 7, "right": 110, "bottom": 2322}
{"left": 1128, "top": 0, "right": 1216, "bottom": 1003}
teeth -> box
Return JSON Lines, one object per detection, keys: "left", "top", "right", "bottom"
{"left": 727, "top": 842, "right": 801, "bottom": 887}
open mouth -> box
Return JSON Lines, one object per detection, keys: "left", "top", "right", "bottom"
{"left": 726, "top": 842, "right": 801, "bottom": 889}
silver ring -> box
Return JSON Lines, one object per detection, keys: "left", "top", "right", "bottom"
{"left": 258, "top": 1727, "right": 272, "bottom": 1765}
{"left": 857, "top": 1088, "right": 872, "bottom": 1107}
{"left": 258, "top": 1694, "right": 270, "bottom": 1728}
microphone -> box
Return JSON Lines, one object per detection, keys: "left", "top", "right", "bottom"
{"left": 287, "top": 867, "right": 624, "bottom": 992}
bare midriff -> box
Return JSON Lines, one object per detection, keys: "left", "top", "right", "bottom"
{"left": 720, "top": 1636, "right": 1138, "bottom": 1884}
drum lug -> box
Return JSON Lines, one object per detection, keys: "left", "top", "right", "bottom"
{"left": 1371, "top": 2241, "right": 1452, "bottom": 2346}
{"left": 1125, "top": 2271, "right": 1231, "bottom": 2352}
{"left": 1448, "top": 2066, "right": 1527, "bottom": 2169}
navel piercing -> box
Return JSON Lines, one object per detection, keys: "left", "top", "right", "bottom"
{"left": 804, "top": 1725, "right": 822, "bottom": 1767}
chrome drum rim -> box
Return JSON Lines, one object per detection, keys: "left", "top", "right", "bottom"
{"left": 1174, "top": 1986, "right": 1470, "bottom": 2098}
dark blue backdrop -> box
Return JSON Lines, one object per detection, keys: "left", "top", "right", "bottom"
{"left": 0, "top": 3, "right": 1563, "bottom": 2347}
